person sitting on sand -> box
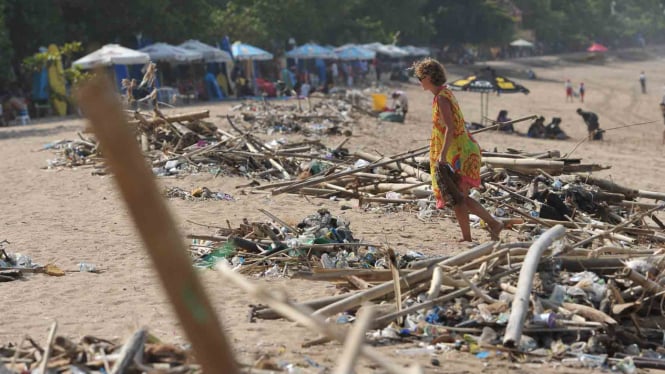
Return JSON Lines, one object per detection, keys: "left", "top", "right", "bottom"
{"left": 576, "top": 108, "right": 602, "bottom": 141}
{"left": 527, "top": 116, "right": 546, "bottom": 138}
{"left": 544, "top": 117, "right": 568, "bottom": 140}
{"left": 495, "top": 109, "right": 514, "bottom": 133}
{"left": 413, "top": 57, "right": 503, "bottom": 242}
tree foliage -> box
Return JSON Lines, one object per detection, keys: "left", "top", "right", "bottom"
{"left": 3, "top": 0, "right": 665, "bottom": 85}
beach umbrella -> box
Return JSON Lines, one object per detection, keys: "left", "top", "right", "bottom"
{"left": 333, "top": 45, "right": 376, "bottom": 61}
{"left": 231, "top": 42, "right": 273, "bottom": 61}
{"left": 448, "top": 70, "right": 529, "bottom": 124}
{"left": 73, "top": 44, "right": 150, "bottom": 69}
{"left": 510, "top": 39, "right": 534, "bottom": 48}
{"left": 286, "top": 43, "right": 335, "bottom": 59}
{"left": 587, "top": 43, "right": 608, "bottom": 52}
{"left": 139, "top": 42, "right": 203, "bottom": 63}
{"left": 178, "top": 40, "right": 232, "bottom": 63}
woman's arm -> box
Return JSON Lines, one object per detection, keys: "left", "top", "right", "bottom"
{"left": 437, "top": 95, "right": 455, "bottom": 163}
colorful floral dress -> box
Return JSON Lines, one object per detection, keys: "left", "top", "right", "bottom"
{"left": 430, "top": 86, "right": 482, "bottom": 208}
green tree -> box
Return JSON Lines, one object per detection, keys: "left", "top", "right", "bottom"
{"left": 426, "top": 0, "right": 516, "bottom": 45}
{"left": 0, "top": 0, "right": 13, "bottom": 83}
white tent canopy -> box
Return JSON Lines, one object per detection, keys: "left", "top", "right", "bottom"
{"left": 73, "top": 44, "right": 150, "bottom": 69}
{"left": 510, "top": 39, "right": 534, "bottom": 48}
{"left": 361, "top": 43, "right": 409, "bottom": 58}
{"left": 401, "top": 46, "right": 430, "bottom": 57}
{"left": 178, "top": 40, "right": 232, "bottom": 63}
{"left": 139, "top": 42, "right": 203, "bottom": 63}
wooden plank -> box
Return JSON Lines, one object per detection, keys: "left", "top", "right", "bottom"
{"left": 75, "top": 75, "right": 238, "bottom": 373}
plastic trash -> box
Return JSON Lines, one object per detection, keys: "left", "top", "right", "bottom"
{"left": 613, "top": 357, "right": 636, "bottom": 374}
{"left": 78, "top": 262, "right": 97, "bottom": 272}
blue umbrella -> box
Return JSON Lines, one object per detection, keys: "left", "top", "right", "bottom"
{"left": 286, "top": 43, "right": 335, "bottom": 59}
{"left": 334, "top": 45, "right": 376, "bottom": 61}
{"left": 232, "top": 42, "right": 273, "bottom": 61}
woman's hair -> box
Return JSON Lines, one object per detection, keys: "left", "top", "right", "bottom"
{"left": 412, "top": 58, "right": 447, "bottom": 85}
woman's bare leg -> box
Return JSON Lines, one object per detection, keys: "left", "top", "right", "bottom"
{"left": 453, "top": 201, "right": 472, "bottom": 242}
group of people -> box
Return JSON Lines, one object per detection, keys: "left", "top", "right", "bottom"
{"left": 565, "top": 79, "right": 585, "bottom": 103}
{"left": 526, "top": 116, "right": 568, "bottom": 139}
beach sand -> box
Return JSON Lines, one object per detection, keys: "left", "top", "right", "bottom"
{"left": 1, "top": 50, "right": 665, "bottom": 372}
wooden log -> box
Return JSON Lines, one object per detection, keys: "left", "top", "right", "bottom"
{"left": 355, "top": 151, "right": 431, "bottom": 183}
{"left": 560, "top": 302, "right": 617, "bottom": 326}
{"left": 482, "top": 157, "right": 565, "bottom": 174}
{"left": 253, "top": 292, "right": 362, "bottom": 320}
{"left": 573, "top": 175, "right": 639, "bottom": 199}
{"left": 313, "top": 241, "right": 497, "bottom": 317}
{"left": 110, "top": 329, "right": 146, "bottom": 374}
{"left": 37, "top": 321, "right": 57, "bottom": 374}
{"left": 127, "top": 110, "right": 210, "bottom": 126}
{"left": 572, "top": 205, "right": 664, "bottom": 248}
{"left": 358, "top": 183, "right": 428, "bottom": 193}
{"left": 333, "top": 306, "right": 374, "bottom": 374}
{"left": 503, "top": 225, "right": 566, "bottom": 348}
{"left": 638, "top": 190, "right": 665, "bottom": 201}
{"left": 216, "top": 263, "right": 417, "bottom": 374}
{"left": 620, "top": 268, "right": 665, "bottom": 296}
{"left": 75, "top": 75, "right": 238, "bottom": 373}
{"left": 271, "top": 151, "right": 428, "bottom": 195}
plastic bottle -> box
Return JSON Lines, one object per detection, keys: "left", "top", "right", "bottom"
{"left": 78, "top": 262, "right": 97, "bottom": 272}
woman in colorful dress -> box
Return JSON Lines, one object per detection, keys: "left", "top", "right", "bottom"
{"left": 413, "top": 58, "right": 503, "bottom": 242}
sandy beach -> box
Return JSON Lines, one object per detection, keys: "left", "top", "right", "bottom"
{"left": 2, "top": 50, "right": 665, "bottom": 373}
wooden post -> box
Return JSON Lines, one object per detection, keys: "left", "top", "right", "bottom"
{"left": 75, "top": 75, "right": 238, "bottom": 373}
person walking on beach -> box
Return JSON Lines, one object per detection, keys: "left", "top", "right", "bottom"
{"left": 579, "top": 82, "right": 586, "bottom": 103}
{"left": 413, "top": 57, "right": 503, "bottom": 242}
{"left": 565, "top": 79, "right": 574, "bottom": 102}
{"left": 576, "top": 108, "right": 602, "bottom": 141}
{"left": 640, "top": 71, "right": 647, "bottom": 94}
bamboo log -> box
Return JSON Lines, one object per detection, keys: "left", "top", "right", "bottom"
{"left": 76, "top": 75, "right": 238, "bottom": 373}
{"left": 271, "top": 151, "right": 428, "bottom": 195}
{"left": 127, "top": 110, "right": 210, "bottom": 126}
{"left": 313, "top": 241, "right": 496, "bottom": 317}
{"left": 503, "top": 225, "right": 566, "bottom": 348}
{"left": 482, "top": 157, "right": 565, "bottom": 174}
{"left": 638, "top": 190, "right": 665, "bottom": 201}
{"left": 358, "top": 183, "right": 428, "bottom": 193}
{"left": 354, "top": 151, "right": 431, "bottom": 183}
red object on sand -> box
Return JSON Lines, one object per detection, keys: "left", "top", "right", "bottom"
{"left": 587, "top": 43, "right": 608, "bottom": 52}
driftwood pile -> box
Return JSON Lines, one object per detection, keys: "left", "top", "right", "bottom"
{"left": 187, "top": 208, "right": 391, "bottom": 277}
{"left": 209, "top": 147, "right": 665, "bottom": 370}
{"left": 242, "top": 220, "right": 665, "bottom": 370}
{"left": 0, "top": 326, "right": 200, "bottom": 373}
{"left": 43, "top": 109, "right": 354, "bottom": 179}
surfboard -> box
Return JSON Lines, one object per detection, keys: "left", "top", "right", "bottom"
{"left": 47, "top": 44, "right": 67, "bottom": 116}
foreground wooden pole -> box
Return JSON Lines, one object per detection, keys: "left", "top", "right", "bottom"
{"left": 503, "top": 225, "right": 566, "bottom": 348}
{"left": 76, "top": 75, "right": 238, "bottom": 373}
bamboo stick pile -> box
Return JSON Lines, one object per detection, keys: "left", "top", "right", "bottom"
{"left": 43, "top": 109, "right": 354, "bottom": 179}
